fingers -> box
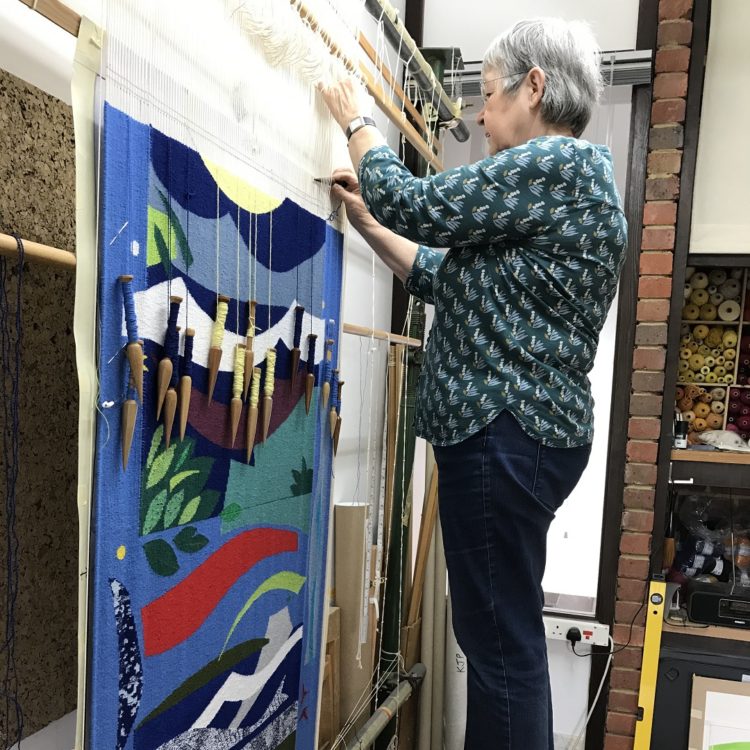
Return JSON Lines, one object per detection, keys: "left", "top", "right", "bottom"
{"left": 331, "top": 167, "right": 358, "bottom": 189}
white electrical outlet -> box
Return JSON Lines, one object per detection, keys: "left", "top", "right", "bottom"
{"left": 543, "top": 616, "right": 610, "bottom": 648}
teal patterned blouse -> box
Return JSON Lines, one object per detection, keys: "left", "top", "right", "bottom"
{"left": 358, "top": 136, "right": 627, "bottom": 448}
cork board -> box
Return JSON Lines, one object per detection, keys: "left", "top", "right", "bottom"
{"left": 0, "top": 68, "right": 78, "bottom": 741}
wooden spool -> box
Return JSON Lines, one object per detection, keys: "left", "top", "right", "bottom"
{"left": 121, "top": 398, "right": 137, "bottom": 470}
{"left": 246, "top": 404, "right": 259, "bottom": 463}
{"left": 163, "top": 388, "right": 177, "bottom": 448}
{"left": 305, "top": 372, "right": 315, "bottom": 415}
{"left": 156, "top": 357, "right": 173, "bottom": 419}
{"left": 262, "top": 395, "right": 273, "bottom": 443}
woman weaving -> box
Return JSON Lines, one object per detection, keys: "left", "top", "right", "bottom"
{"left": 321, "top": 17, "right": 627, "bottom": 750}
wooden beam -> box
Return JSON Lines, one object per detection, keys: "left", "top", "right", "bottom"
{"left": 0, "top": 232, "right": 76, "bottom": 269}
{"left": 343, "top": 321, "right": 421, "bottom": 349}
{"left": 358, "top": 32, "right": 429, "bottom": 137}
{"left": 18, "top": 0, "right": 80, "bottom": 36}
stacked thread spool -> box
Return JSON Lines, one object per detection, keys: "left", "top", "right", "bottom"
{"left": 726, "top": 387, "right": 750, "bottom": 441}
{"left": 675, "top": 384, "right": 726, "bottom": 444}
{"left": 682, "top": 266, "right": 743, "bottom": 325}
{"left": 677, "top": 323, "right": 737, "bottom": 384}
{"left": 739, "top": 335, "right": 750, "bottom": 385}
{"left": 675, "top": 266, "right": 747, "bottom": 445}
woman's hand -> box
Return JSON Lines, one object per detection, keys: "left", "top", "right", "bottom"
{"left": 330, "top": 168, "right": 378, "bottom": 235}
{"left": 319, "top": 77, "right": 374, "bottom": 132}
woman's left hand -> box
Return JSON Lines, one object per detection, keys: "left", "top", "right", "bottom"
{"left": 319, "top": 77, "right": 374, "bottom": 132}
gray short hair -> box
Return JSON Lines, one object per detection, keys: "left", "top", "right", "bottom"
{"left": 483, "top": 18, "right": 603, "bottom": 137}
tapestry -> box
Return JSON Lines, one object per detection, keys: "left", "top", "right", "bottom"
{"left": 87, "top": 102, "right": 343, "bottom": 750}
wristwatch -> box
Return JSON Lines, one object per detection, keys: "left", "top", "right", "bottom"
{"left": 345, "top": 116, "right": 377, "bottom": 141}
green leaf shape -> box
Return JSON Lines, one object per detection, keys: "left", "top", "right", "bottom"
{"left": 157, "top": 188, "right": 194, "bottom": 269}
{"left": 142, "top": 489, "right": 168, "bottom": 535}
{"left": 162, "top": 490, "right": 185, "bottom": 529}
{"left": 143, "top": 539, "right": 179, "bottom": 577}
{"left": 192, "top": 491, "right": 220, "bottom": 523}
{"left": 169, "top": 469, "right": 199, "bottom": 493}
{"left": 136, "top": 637, "right": 268, "bottom": 728}
{"left": 220, "top": 502, "right": 242, "bottom": 524}
{"left": 290, "top": 456, "right": 313, "bottom": 496}
{"left": 173, "top": 438, "right": 196, "bottom": 474}
{"left": 173, "top": 526, "right": 209, "bottom": 553}
{"left": 146, "top": 426, "right": 164, "bottom": 468}
{"left": 153, "top": 223, "right": 172, "bottom": 275}
{"left": 222, "top": 571, "right": 305, "bottom": 655}
{"left": 147, "top": 443, "right": 176, "bottom": 490}
{"left": 177, "top": 497, "right": 201, "bottom": 526}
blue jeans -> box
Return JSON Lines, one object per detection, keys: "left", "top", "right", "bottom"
{"left": 433, "top": 410, "right": 591, "bottom": 750}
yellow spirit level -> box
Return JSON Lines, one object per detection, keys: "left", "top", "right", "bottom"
{"left": 633, "top": 578, "right": 667, "bottom": 750}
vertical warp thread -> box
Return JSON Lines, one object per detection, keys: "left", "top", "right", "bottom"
{"left": 0, "top": 235, "right": 24, "bottom": 745}
{"left": 164, "top": 298, "right": 181, "bottom": 388}
{"left": 293, "top": 305, "right": 304, "bottom": 349}
{"left": 306, "top": 334, "right": 317, "bottom": 374}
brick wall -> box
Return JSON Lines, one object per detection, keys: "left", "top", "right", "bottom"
{"left": 603, "top": 1, "right": 695, "bottom": 747}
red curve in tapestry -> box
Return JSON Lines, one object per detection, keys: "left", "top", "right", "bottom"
{"left": 141, "top": 528, "right": 298, "bottom": 656}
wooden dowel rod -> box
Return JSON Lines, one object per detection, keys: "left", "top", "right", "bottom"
{"left": 343, "top": 322, "right": 421, "bottom": 349}
{"left": 0, "top": 232, "right": 76, "bottom": 269}
{"left": 18, "top": 0, "right": 81, "bottom": 36}
{"left": 358, "top": 32, "right": 429, "bottom": 137}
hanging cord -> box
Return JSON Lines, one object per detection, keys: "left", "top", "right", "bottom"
{"left": 0, "top": 234, "right": 25, "bottom": 747}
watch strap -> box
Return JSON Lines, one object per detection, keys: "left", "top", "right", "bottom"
{"left": 345, "top": 116, "right": 376, "bottom": 141}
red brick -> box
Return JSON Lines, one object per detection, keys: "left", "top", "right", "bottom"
{"left": 613, "top": 624, "right": 646, "bottom": 648}
{"left": 623, "top": 486, "right": 656, "bottom": 509}
{"left": 618, "top": 578, "right": 647, "bottom": 603}
{"left": 616, "top": 601, "right": 647, "bottom": 627}
{"left": 632, "top": 346, "right": 666, "bottom": 370}
{"left": 626, "top": 440, "right": 659, "bottom": 463}
{"left": 607, "top": 711, "right": 637, "bottom": 737}
{"left": 610, "top": 666, "right": 642, "bottom": 690}
{"left": 652, "top": 98, "right": 687, "bottom": 124}
{"left": 625, "top": 463, "right": 658, "bottom": 485}
{"left": 638, "top": 275, "right": 672, "bottom": 298}
{"left": 629, "top": 392, "right": 663, "bottom": 417}
{"left": 640, "top": 251, "right": 674, "bottom": 275}
{"left": 635, "top": 322, "right": 668, "bottom": 346}
{"left": 642, "top": 227, "right": 676, "bottom": 252}
{"left": 650, "top": 124, "right": 684, "bottom": 150}
{"left": 637, "top": 298, "right": 671, "bottom": 322}
{"left": 604, "top": 734, "right": 635, "bottom": 750}
{"left": 654, "top": 72, "right": 689, "bottom": 99}
{"left": 647, "top": 150, "right": 682, "bottom": 176}
{"left": 657, "top": 19, "right": 693, "bottom": 46}
{"left": 620, "top": 531, "right": 652, "bottom": 555}
{"left": 659, "top": 0, "right": 693, "bottom": 21}
{"left": 646, "top": 175, "right": 680, "bottom": 201}
{"left": 628, "top": 418, "right": 661, "bottom": 441}
{"left": 640, "top": 250, "right": 674, "bottom": 274}
{"left": 632, "top": 370, "right": 665, "bottom": 392}
{"left": 618, "top": 554, "right": 651, "bottom": 580}
{"left": 608, "top": 689, "right": 639, "bottom": 714}
{"left": 623, "top": 509, "right": 655, "bottom": 532}
{"left": 614, "top": 646, "right": 645, "bottom": 669}
{"left": 656, "top": 46, "right": 691, "bottom": 73}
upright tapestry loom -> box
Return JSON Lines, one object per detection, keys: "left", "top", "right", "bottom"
{"left": 83, "top": 2, "right": 359, "bottom": 748}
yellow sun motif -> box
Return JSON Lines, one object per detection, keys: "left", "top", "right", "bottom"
{"left": 116, "top": 545, "right": 127, "bottom": 561}
{"left": 202, "top": 158, "right": 284, "bottom": 215}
